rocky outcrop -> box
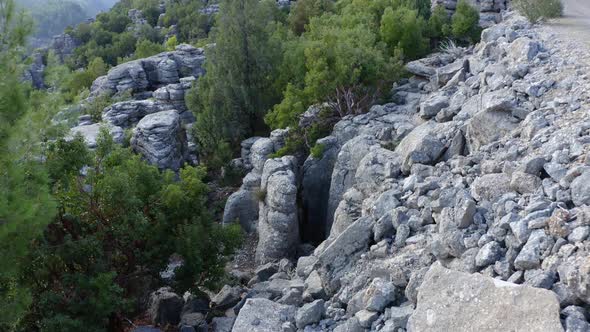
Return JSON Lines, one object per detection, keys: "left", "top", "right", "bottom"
{"left": 131, "top": 110, "right": 188, "bottom": 170}
{"left": 90, "top": 44, "right": 205, "bottom": 97}
{"left": 232, "top": 298, "right": 296, "bottom": 332}
{"left": 216, "top": 10, "right": 590, "bottom": 332}
{"left": 407, "top": 263, "right": 563, "bottom": 332}
{"left": 23, "top": 51, "right": 46, "bottom": 89}
{"left": 255, "top": 156, "right": 300, "bottom": 264}
{"left": 68, "top": 123, "right": 124, "bottom": 149}
{"left": 51, "top": 33, "right": 80, "bottom": 63}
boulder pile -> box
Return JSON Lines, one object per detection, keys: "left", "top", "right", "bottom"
{"left": 213, "top": 11, "right": 590, "bottom": 332}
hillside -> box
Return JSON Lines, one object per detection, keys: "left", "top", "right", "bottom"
{"left": 4, "top": 0, "right": 590, "bottom": 331}
{"left": 16, "top": 0, "right": 118, "bottom": 46}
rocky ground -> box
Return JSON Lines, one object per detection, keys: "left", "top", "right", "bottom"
{"left": 179, "top": 10, "right": 590, "bottom": 332}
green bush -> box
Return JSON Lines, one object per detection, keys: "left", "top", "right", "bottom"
{"left": 18, "top": 133, "right": 242, "bottom": 331}
{"left": 513, "top": 0, "right": 563, "bottom": 23}
{"left": 310, "top": 143, "right": 325, "bottom": 158}
{"left": 451, "top": 0, "right": 481, "bottom": 44}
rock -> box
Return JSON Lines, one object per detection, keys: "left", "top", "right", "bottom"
{"left": 362, "top": 278, "right": 396, "bottom": 313}
{"left": 394, "top": 122, "right": 448, "bottom": 174}
{"left": 305, "top": 270, "right": 327, "bottom": 300}
{"left": 148, "top": 287, "right": 183, "bottom": 326}
{"left": 405, "top": 60, "right": 436, "bottom": 78}
{"left": 317, "top": 217, "right": 374, "bottom": 294}
{"left": 51, "top": 33, "right": 80, "bottom": 63}
{"left": 565, "top": 316, "right": 590, "bottom": 332}
{"left": 510, "top": 171, "right": 542, "bottom": 194}
{"left": 103, "top": 99, "right": 159, "bottom": 128}
{"left": 355, "top": 309, "right": 379, "bottom": 328}
{"left": 470, "top": 173, "right": 512, "bottom": 202}
{"left": 256, "top": 157, "right": 300, "bottom": 264}
{"left": 475, "top": 241, "right": 503, "bottom": 268}
{"left": 570, "top": 170, "right": 590, "bottom": 206}
{"left": 296, "top": 256, "right": 319, "bottom": 279}
{"left": 131, "top": 110, "right": 188, "bottom": 170}
{"left": 465, "top": 91, "right": 519, "bottom": 152}
{"left": 91, "top": 45, "right": 205, "bottom": 97}
{"left": 407, "top": 263, "right": 563, "bottom": 332}
{"left": 557, "top": 252, "right": 590, "bottom": 304}
{"left": 420, "top": 94, "right": 449, "bottom": 119}
{"left": 211, "top": 285, "right": 242, "bottom": 311}
{"left": 222, "top": 187, "right": 259, "bottom": 233}
{"left": 179, "top": 312, "right": 206, "bottom": 330}
{"left": 68, "top": 123, "right": 124, "bottom": 149}
{"left": 568, "top": 226, "right": 590, "bottom": 243}
{"left": 295, "top": 299, "right": 325, "bottom": 328}
{"left": 508, "top": 37, "right": 540, "bottom": 63}
{"left": 514, "top": 229, "right": 554, "bottom": 270}
{"left": 385, "top": 305, "right": 414, "bottom": 330}
{"left": 333, "top": 317, "right": 364, "bottom": 332}
{"left": 404, "top": 267, "right": 428, "bottom": 305}
{"left": 327, "top": 135, "right": 377, "bottom": 231}
{"left": 232, "top": 298, "right": 296, "bottom": 332}
{"left": 250, "top": 138, "right": 275, "bottom": 174}
{"left": 255, "top": 263, "right": 279, "bottom": 282}
{"left": 211, "top": 317, "right": 235, "bottom": 332}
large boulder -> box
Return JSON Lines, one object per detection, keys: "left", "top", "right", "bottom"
{"left": 222, "top": 174, "right": 261, "bottom": 233}
{"left": 407, "top": 263, "right": 563, "bottom": 332}
{"left": 394, "top": 122, "right": 449, "bottom": 174}
{"left": 131, "top": 110, "right": 188, "bottom": 170}
{"left": 326, "top": 135, "right": 378, "bottom": 232}
{"left": 68, "top": 123, "right": 124, "bottom": 149}
{"left": 255, "top": 157, "right": 300, "bottom": 264}
{"left": 103, "top": 100, "right": 159, "bottom": 128}
{"left": 232, "top": 298, "right": 296, "bottom": 332}
{"left": 318, "top": 216, "right": 374, "bottom": 295}
{"left": 464, "top": 89, "right": 519, "bottom": 152}
{"left": 148, "top": 287, "right": 184, "bottom": 327}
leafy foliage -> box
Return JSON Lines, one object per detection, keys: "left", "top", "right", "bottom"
{"left": 513, "top": 0, "right": 563, "bottom": 23}
{"left": 19, "top": 133, "right": 242, "bottom": 331}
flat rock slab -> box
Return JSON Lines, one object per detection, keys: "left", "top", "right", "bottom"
{"left": 232, "top": 298, "right": 296, "bottom": 332}
{"left": 407, "top": 263, "right": 563, "bottom": 332}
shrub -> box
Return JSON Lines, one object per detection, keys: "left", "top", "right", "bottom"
{"left": 451, "top": 0, "right": 481, "bottom": 44}
{"left": 19, "top": 133, "right": 242, "bottom": 331}
{"left": 310, "top": 143, "right": 325, "bottom": 159}
{"left": 513, "top": 0, "right": 563, "bottom": 23}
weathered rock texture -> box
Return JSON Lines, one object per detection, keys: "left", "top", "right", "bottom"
{"left": 217, "top": 10, "right": 590, "bottom": 332}
{"left": 407, "top": 263, "right": 563, "bottom": 332}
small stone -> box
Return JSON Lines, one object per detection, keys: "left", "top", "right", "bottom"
{"left": 355, "top": 310, "right": 379, "bottom": 328}
{"left": 305, "top": 270, "right": 327, "bottom": 300}
{"left": 568, "top": 226, "right": 590, "bottom": 243}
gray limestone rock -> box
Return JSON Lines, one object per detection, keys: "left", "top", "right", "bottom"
{"left": 407, "top": 263, "right": 563, "bottom": 332}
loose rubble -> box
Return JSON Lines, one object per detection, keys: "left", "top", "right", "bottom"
{"left": 211, "top": 10, "right": 590, "bottom": 332}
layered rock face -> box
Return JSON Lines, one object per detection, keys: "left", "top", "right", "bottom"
{"left": 217, "top": 11, "right": 590, "bottom": 332}
{"left": 67, "top": 44, "right": 205, "bottom": 170}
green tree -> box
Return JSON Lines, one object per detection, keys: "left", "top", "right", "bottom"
{"left": 19, "top": 133, "right": 241, "bottom": 331}
{"left": 451, "top": 0, "right": 481, "bottom": 43}
{"left": 0, "top": 1, "right": 57, "bottom": 329}
{"left": 380, "top": 6, "right": 428, "bottom": 60}
{"left": 191, "top": 0, "right": 284, "bottom": 163}
{"left": 288, "top": 0, "right": 334, "bottom": 35}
